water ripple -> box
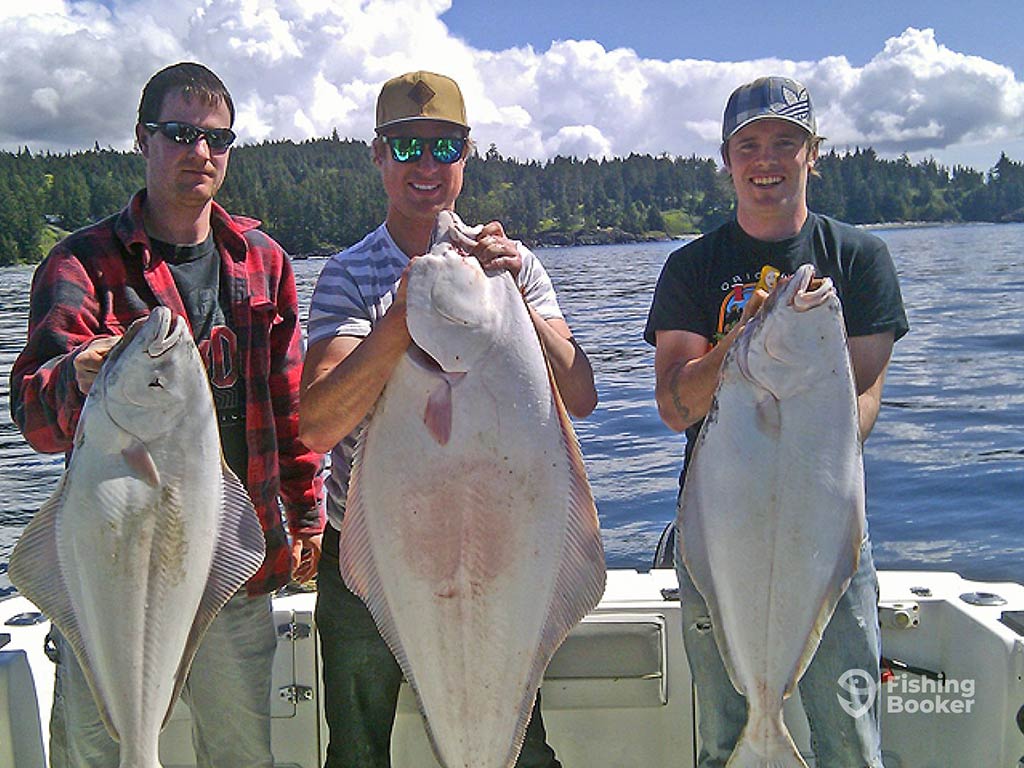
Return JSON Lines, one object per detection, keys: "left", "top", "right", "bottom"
{"left": 2, "top": 228, "right": 1022, "bottom": 590}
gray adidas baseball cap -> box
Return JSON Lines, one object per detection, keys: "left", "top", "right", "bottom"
{"left": 722, "top": 76, "right": 816, "bottom": 143}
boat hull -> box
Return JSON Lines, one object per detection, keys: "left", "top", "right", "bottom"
{"left": 2, "top": 569, "right": 1022, "bottom": 768}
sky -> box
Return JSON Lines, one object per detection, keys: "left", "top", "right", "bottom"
{"left": 2, "top": 0, "right": 1024, "bottom": 171}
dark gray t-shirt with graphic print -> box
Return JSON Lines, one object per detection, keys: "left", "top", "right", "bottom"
{"left": 153, "top": 234, "right": 248, "bottom": 481}
{"left": 644, "top": 212, "right": 909, "bottom": 484}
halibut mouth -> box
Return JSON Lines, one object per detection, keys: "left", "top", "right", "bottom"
{"left": 793, "top": 272, "right": 834, "bottom": 311}
{"left": 145, "top": 308, "right": 186, "bottom": 358}
{"left": 765, "top": 268, "right": 834, "bottom": 314}
{"left": 100, "top": 307, "right": 185, "bottom": 373}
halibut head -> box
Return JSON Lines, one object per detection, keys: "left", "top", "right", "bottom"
{"left": 340, "top": 212, "right": 606, "bottom": 768}
{"left": 679, "top": 264, "right": 865, "bottom": 768}
{"left": 9, "top": 307, "right": 266, "bottom": 768}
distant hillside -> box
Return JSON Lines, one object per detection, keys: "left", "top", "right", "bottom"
{"left": 2, "top": 136, "right": 1023, "bottom": 265}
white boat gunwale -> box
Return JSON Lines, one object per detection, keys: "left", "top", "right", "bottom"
{"left": 2, "top": 568, "right": 1023, "bottom": 767}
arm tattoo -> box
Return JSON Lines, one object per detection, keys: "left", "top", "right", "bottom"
{"left": 668, "top": 362, "right": 691, "bottom": 423}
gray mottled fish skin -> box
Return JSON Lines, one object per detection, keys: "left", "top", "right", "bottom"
{"left": 679, "top": 264, "right": 865, "bottom": 768}
{"left": 340, "top": 214, "right": 606, "bottom": 768}
{"left": 9, "top": 307, "right": 266, "bottom": 768}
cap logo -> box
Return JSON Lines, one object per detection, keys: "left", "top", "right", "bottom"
{"left": 408, "top": 79, "right": 436, "bottom": 109}
{"left": 722, "top": 76, "right": 815, "bottom": 142}
{"left": 775, "top": 83, "right": 811, "bottom": 123}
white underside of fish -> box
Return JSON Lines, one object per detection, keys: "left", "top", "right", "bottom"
{"left": 679, "top": 266, "right": 865, "bottom": 768}
{"left": 10, "top": 308, "right": 266, "bottom": 768}
{"left": 340, "top": 239, "right": 605, "bottom": 768}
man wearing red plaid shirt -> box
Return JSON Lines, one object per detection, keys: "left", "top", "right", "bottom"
{"left": 9, "top": 62, "right": 323, "bottom": 768}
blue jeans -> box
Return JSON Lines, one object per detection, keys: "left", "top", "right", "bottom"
{"left": 677, "top": 536, "right": 884, "bottom": 768}
{"left": 49, "top": 592, "right": 276, "bottom": 768}
{"left": 316, "top": 529, "right": 561, "bottom": 768}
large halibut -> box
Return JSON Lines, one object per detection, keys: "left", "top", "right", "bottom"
{"left": 9, "top": 307, "right": 266, "bottom": 768}
{"left": 340, "top": 212, "right": 606, "bottom": 768}
{"left": 679, "top": 264, "right": 865, "bottom": 767}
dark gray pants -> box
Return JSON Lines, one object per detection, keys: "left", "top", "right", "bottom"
{"left": 48, "top": 592, "right": 275, "bottom": 768}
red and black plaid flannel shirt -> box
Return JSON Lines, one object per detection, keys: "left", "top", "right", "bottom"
{"left": 9, "top": 190, "right": 324, "bottom": 596}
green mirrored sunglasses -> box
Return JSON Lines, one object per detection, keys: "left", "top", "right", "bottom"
{"left": 383, "top": 136, "right": 467, "bottom": 164}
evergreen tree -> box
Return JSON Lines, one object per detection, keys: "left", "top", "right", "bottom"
{"left": 3, "top": 139, "right": 1024, "bottom": 263}
{"left": 48, "top": 165, "right": 92, "bottom": 230}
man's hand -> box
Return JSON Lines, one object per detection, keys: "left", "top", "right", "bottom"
{"left": 738, "top": 287, "right": 768, "bottom": 327}
{"left": 393, "top": 255, "right": 416, "bottom": 313}
{"left": 468, "top": 221, "right": 522, "bottom": 278}
{"left": 291, "top": 532, "right": 323, "bottom": 584}
{"left": 73, "top": 336, "right": 120, "bottom": 394}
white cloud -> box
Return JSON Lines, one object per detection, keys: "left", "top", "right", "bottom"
{"left": 840, "top": 28, "right": 1024, "bottom": 153}
{"left": 30, "top": 87, "right": 61, "bottom": 117}
{"left": 544, "top": 125, "right": 612, "bottom": 159}
{"left": 1, "top": 2, "right": 1023, "bottom": 169}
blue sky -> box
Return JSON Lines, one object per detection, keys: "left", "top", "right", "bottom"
{"left": 442, "top": 0, "right": 1024, "bottom": 78}
{"left": 2, "top": 0, "right": 1023, "bottom": 170}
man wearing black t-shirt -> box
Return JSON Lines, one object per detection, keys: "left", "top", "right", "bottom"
{"left": 645, "top": 77, "right": 908, "bottom": 767}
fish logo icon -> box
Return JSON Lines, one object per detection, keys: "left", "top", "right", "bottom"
{"left": 837, "top": 668, "right": 877, "bottom": 718}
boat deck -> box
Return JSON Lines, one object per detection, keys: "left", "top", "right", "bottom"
{"left": 3, "top": 569, "right": 1023, "bottom": 767}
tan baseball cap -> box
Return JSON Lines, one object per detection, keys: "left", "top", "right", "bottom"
{"left": 375, "top": 71, "right": 469, "bottom": 134}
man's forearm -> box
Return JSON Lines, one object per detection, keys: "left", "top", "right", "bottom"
{"left": 528, "top": 307, "right": 597, "bottom": 418}
{"left": 856, "top": 367, "right": 887, "bottom": 443}
{"left": 299, "top": 311, "right": 411, "bottom": 453}
{"left": 655, "top": 325, "right": 741, "bottom": 432}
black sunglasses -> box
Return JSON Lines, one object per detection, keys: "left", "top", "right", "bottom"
{"left": 144, "top": 121, "right": 237, "bottom": 152}
{"left": 382, "top": 136, "right": 467, "bottom": 165}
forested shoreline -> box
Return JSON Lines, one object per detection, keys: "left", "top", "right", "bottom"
{"left": 2, "top": 134, "right": 1024, "bottom": 265}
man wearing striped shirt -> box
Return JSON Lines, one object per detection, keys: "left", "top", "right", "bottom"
{"left": 299, "top": 70, "right": 597, "bottom": 768}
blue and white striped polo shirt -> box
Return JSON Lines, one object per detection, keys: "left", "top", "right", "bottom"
{"left": 307, "top": 222, "right": 565, "bottom": 529}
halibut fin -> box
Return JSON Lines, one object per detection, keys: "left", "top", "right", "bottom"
{"left": 163, "top": 462, "right": 266, "bottom": 728}
{"left": 9, "top": 475, "right": 121, "bottom": 740}
{"left": 122, "top": 439, "right": 161, "bottom": 488}
{"left": 424, "top": 380, "right": 453, "bottom": 445}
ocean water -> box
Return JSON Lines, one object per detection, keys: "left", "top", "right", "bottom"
{"left": 1, "top": 223, "right": 1022, "bottom": 596}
